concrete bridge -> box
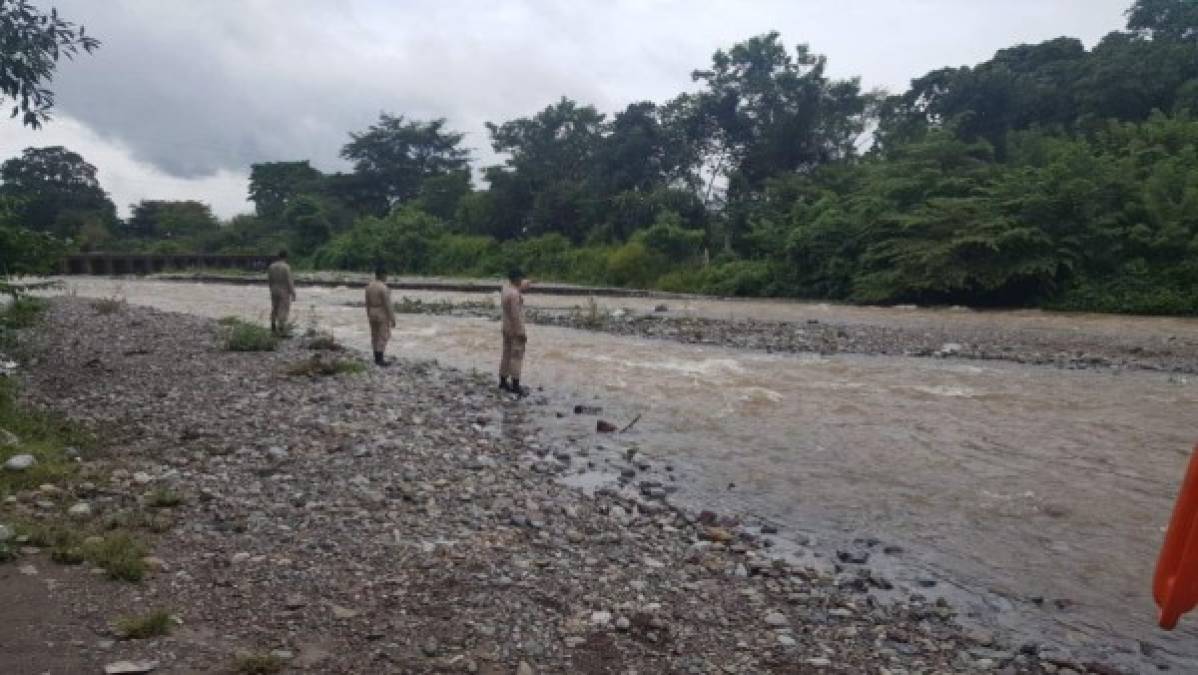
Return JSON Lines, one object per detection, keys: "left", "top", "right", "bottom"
{"left": 60, "top": 253, "right": 273, "bottom": 276}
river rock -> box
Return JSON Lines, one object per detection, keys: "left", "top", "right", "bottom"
{"left": 836, "top": 549, "right": 869, "bottom": 564}
{"left": 3, "top": 454, "right": 34, "bottom": 471}
{"left": 763, "top": 611, "right": 788, "bottom": 627}
{"left": 104, "top": 661, "right": 158, "bottom": 674}
{"left": 0, "top": 523, "right": 12, "bottom": 542}
{"left": 67, "top": 502, "right": 93, "bottom": 519}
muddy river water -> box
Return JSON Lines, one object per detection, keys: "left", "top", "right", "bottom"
{"left": 46, "top": 277, "right": 1198, "bottom": 670}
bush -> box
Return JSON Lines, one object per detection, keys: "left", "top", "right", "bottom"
{"left": 221, "top": 320, "right": 278, "bottom": 352}
{"left": 428, "top": 234, "right": 497, "bottom": 276}
{"left": 605, "top": 242, "right": 661, "bottom": 288}
{"left": 116, "top": 610, "right": 173, "bottom": 639}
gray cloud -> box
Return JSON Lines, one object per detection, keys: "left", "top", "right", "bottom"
{"left": 7, "top": 0, "right": 1131, "bottom": 216}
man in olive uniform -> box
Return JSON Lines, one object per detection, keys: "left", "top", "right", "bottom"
{"left": 267, "top": 250, "right": 296, "bottom": 335}
{"left": 365, "top": 266, "right": 397, "bottom": 366}
{"left": 499, "top": 268, "right": 531, "bottom": 396}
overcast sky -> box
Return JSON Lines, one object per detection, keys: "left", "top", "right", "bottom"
{"left": 1, "top": 0, "right": 1132, "bottom": 218}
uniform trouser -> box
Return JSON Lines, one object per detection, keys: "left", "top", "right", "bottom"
{"left": 369, "top": 317, "right": 391, "bottom": 352}
{"left": 270, "top": 293, "right": 291, "bottom": 329}
{"left": 500, "top": 332, "right": 526, "bottom": 379}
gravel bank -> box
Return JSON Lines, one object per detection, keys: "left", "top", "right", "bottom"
{"left": 2, "top": 299, "right": 1115, "bottom": 673}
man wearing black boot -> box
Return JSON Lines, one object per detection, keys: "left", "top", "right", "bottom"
{"left": 499, "top": 268, "right": 530, "bottom": 396}
{"left": 365, "top": 265, "right": 396, "bottom": 367}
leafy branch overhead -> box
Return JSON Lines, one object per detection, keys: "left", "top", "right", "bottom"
{"left": 0, "top": 0, "right": 100, "bottom": 128}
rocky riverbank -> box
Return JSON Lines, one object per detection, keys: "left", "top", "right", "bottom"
{"left": 0, "top": 298, "right": 1119, "bottom": 673}
{"left": 388, "top": 297, "right": 1198, "bottom": 374}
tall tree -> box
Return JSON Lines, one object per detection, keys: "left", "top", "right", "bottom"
{"left": 341, "top": 114, "right": 469, "bottom": 208}
{"left": 247, "top": 161, "right": 323, "bottom": 220}
{"left": 688, "top": 33, "right": 867, "bottom": 248}
{"left": 125, "top": 200, "right": 219, "bottom": 239}
{"left": 1126, "top": 0, "right": 1198, "bottom": 40}
{"left": 0, "top": 145, "right": 116, "bottom": 237}
{"left": 1, "top": 0, "right": 99, "bottom": 128}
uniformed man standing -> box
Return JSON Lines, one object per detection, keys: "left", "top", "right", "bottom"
{"left": 267, "top": 250, "right": 296, "bottom": 335}
{"left": 499, "top": 268, "right": 531, "bottom": 396}
{"left": 365, "top": 266, "right": 397, "bottom": 367}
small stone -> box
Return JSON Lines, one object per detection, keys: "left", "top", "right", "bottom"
{"left": 269, "top": 650, "right": 294, "bottom": 661}
{"left": 0, "top": 523, "right": 12, "bottom": 542}
{"left": 285, "top": 594, "right": 306, "bottom": 609}
{"left": 615, "top": 616, "right": 631, "bottom": 631}
{"left": 422, "top": 639, "right": 439, "bottom": 657}
{"left": 596, "top": 420, "right": 618, "bottom": 434}
{"left": 266, "top": 446, "right": 288, "bottom": 461}
{"left": 18, "top": 563, "right": 37, "bottom": 575}
{"left": 836, "top": 549, "right": 869, "bottom": 564}
{"left": 231, "top": 552, "right": 251, "bottom": 564}
{"left": 590, "top": 610, "right": 612, "bottom": 626}
{"left": 564, "top": 636, "right": 586, "bottom": 648}
{"left": 104, "top": 661, "right": 158, "bottom": 675}
{"left": 132, "top": 471, "right": 153, "bottom": 485}
{"left": 3, "top": 454, "right": 35, "bottom": 471}
{"left": 67, "top": 502, "right": 93, "bottom": 519}
{"left": 763, "top": 611, "right": 788, "bottom": 627}
{"left": 776, "top": 634, "right": 796, "bottom": 647}
{"left": 331, "top": 604, "right": 359, "bottom": 619}
{"left": 806, "top": 657, "right": 831, "bottom": 668}
{"left": 566, "top": 529, "right": 584, "bottom": 544}
{"left": 516, "top": 662, "right": 535, "bottom": 675}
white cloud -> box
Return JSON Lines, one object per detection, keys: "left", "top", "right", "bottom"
{"left": 0, "top": 116, "right": 251, "bottom": 218}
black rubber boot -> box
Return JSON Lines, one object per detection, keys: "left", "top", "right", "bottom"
{"left": 499, "top": 375, "right": 510, "bottom": 391}
{"left": 510, "top": 378, "right": 528, "bottom": 398}
{"left": 374, "top": 351, "right": 387, "bottom": 367}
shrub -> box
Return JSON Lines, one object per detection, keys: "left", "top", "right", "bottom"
{"left": 233, "top": 653, "right": 285, "bottom": 674}
{"left": 116, "top": 609, "right": 173, "bottom": 639}
{"left": 222, "top": 320, "right": 278, "bottom": 352}
{"left": 605, "top": 242, "right": 660, "bottom": 288}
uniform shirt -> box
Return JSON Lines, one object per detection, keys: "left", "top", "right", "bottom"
{"left": 501, "top": 282, "right": 525, "bottom": 336}
{"left": 365, "top": 280, "right": 395, "bottom": 324}
{"left": 267, "top": 261, "right": 295, "bottom": 298}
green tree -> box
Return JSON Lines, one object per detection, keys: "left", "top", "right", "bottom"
{"left": 341, "top": 114, "right": 469, "bottom": 209}
{"left": 125, "top": 200, "right": 219, "bottom": 240}
{"left": 688, "top": 33, "right": 868, "bottom": 250}
{"left": 247, "top": 161, "right": 323, "bottom": 219}
{"left": 0, "top": 0, "right": 99, "bottom": 128}
{"left": 0, "top": 145, "right": 116, "bottom": 237}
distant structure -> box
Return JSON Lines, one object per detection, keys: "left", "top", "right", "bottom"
{"left": 60, "top": 253, "right": 272, "bottom": 275}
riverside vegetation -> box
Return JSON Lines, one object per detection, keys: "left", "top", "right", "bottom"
{"left": 4, "top": 0, "right": 1198, "bottom": 315}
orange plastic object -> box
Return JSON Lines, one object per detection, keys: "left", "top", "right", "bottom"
{"left": 1155, "top": 443, "right": 1198, "bottom": 629}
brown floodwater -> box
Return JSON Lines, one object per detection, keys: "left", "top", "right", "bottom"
{"left": 45, "top": 277, "right": 1198, "bottom": 670}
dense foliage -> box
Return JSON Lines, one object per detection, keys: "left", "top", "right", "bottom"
{"left": 0, "top": 0, "right": 99, "bottom": 128}
{"left": 2, "top": 1, "right": 1196, "bottom": 314}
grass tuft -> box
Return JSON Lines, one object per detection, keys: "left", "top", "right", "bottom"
{"left": 116, "top": 609, "right": 173, "bottom": 639}
{"left": 90, "top": 294, "right": 127, "bottom": 315}
{"left": 284, "top": 355, "right": 366, "bottom": 378}
{"left": 221, "top": 319, "right": 279, "bottom": 352}
{"left": 83, "top": 531, "right": 149, "bottom": 581}
{"left": 146, "top": 488, "right": 184, "bottom": 508}
{"left": 233, "top": 652, "right": 285, "bottom": 674}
